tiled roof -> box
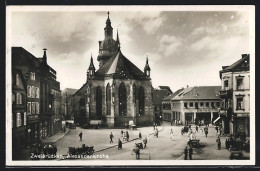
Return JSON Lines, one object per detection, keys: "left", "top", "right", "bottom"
{"left": 162, "top": 88, "right": 184, "bottom": 101}
{"left": 158, "top": 86, "right": 173, "bottom": 94}
{"left": 172, "top": 86, "right": 221, "bottom": 101}
{"left": 223, "top": 55, "right": 249, "bottom": 71}
{"left": 152, "top": 89, "right": 170, "bottom": 105}
{"left": 94, "top": 50, "right": 145, "bottom": 79}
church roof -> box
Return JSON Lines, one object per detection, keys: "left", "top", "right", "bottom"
{"left": 94, "top": 50, "right": 146, "bottom": 79}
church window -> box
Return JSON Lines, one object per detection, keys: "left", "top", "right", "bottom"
{"left": 106, "top": 84, "right": 111, "bottom": 115}
{"left": 119, "top": 83, "right": 127, "bottom": 116}
{"left": 133, "top": 84, "right": 136, "bottom": 103}
{"left": 96, "top": 86, "right": 102, "bottom": 116}
{"left": 139, "top": 86, "right": 145, "bottom": 116}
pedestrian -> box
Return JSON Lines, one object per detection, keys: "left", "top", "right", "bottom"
{"left": 189, "top": 145, "right": 193, "bottom": 160}
{"left": 126, "top": 131, "right": 129, "bottom": 141}
{"left": 153, "top": 123, "right": 156, "bottom": 131}
{"left": 184, "top": 146, "right": 188, "bottom": 160}
{"left": 139, "top": 132, "right": 142, "bottom": 139}
{"left": 79, "top": 131, "right": 83, "bottom": 141}
{"left": 118, "top": 139, "right": 122, "bottom": 150}
{"left": 170, "top": 130, "right": 174, "bottom": 140}
{"left": 134, "top": 145, "right": 140, "bottom": 159}
{"left": 110, "top": 132, "right": 114, "bottom": 143}
{"left": 205, "top": 129, "right": 208, "bottom": 138}
{"left": 195, "top": 125, "right": 198, "bottom": 133}
{"left": 216, "top": 136, "right": 221, "bottom": 150}
{"left": 121, "top": 130, "right": 123, "bottom": 137}
{"left": 143, "top": 137, "right": 147, "bottom": 148}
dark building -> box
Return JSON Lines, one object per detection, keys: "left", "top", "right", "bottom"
{"left": 152, "top": 88, "right": 172, "bottom": 125}
{"left": 12, "top": 69, "right": 27, "bottom": 160}
{"left": 61, "top": 88, "right": 78, "bottom": 120}
{"left": 219, "top": 54, "right": 250, "bottom": 136}
{"left": 72, "top": 12, "right": 154, "bottom": 127}
{"left": 12, "top": 47, "right": 62, "bottom": 147}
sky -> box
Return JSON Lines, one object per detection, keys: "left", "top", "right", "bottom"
{"left": 10, "top": 6, "right": 253, "bottom": 92}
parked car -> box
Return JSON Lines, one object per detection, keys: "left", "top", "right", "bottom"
{"left": 69, "top": 123, "right": 76, "bottom": 129}
{"left": 81, "top": 123, "right": 91, "bottom": 129}
{"left": 229, "top": 140, "right": 243, "bottom": 160}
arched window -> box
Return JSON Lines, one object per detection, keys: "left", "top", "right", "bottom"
{"left": 133, "top": 84, "right": 136, "bottom": 103}
{"left": 139, "top": 86, "right": 145, "bottom": 116}
{"left": 79, "top": 98, "right": 85, "bottom": 106}
{"left": 96, "top": 86, "right": 102, "bottom": 116}
{"left": 119, "top": 83, "right": 127, "bottom": 116}
{"left": 106, "top": 84, "right": 111, "bottom": 115}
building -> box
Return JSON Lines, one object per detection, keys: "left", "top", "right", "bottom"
{"left": 162, "top": 86, "right": 223, "bottom": 125}
{"left": 12, "top": 69, "right": 27, "bottom": 159}
{"left": 61, "top": 88, "right": 78, "bottom": 120}
{"left": 72, "top": 12, "right": 154, "bottom": 127}
{"left": 161, "top": 88, "right": 184, "bottom": 123}
{"left": 152, "top": 87, "right": 172, "bottom": 125}
{"left": 219, "top": 54, "right": 250, "bottom": 137}
{"left": 12, "top": 47, "right": 62, "bottom": 146}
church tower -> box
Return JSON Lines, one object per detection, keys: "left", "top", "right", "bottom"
{"left": 144, "top": 56, "right": 151, "bottom": 77}
{"left": 87, "top": 54, "right": 95, "bottom": 81}
{"left": 97, "top": 12, "right": 120, "bottom": 67}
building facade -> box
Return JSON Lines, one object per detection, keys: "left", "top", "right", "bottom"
{"left": 61, "top": 88, "right": 78, "bottom": 120}
{"left": 12, "top": 47, "right": 62, "bottom": 146}
{"left": 12, "top": 69, "right": 27, "bottom": 159}
{"left": 72, "top": 12, "right": 154, "bottom": 127}
{"left": 162, "top": 86, "right": 223, "bottom": 126}
{"left": 219, "top": 54, "right": 250, "bottom": 137}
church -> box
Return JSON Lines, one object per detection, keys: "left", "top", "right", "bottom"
{"left": 72, "top": 12, "right": 154, "bottom": 127}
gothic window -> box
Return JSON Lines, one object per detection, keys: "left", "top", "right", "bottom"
{"left": 119, "top": 83, "right": 127, "bottom": 116}
{"left": 106, "top": 84, "right": 111, "bottom": 115}
{"left": 133, "top": 84, "right": 136, "bottom": 103}
{"left": 96, "top": 86, "right": 102, "bottom": 116}
{"left": 79, "top": 98, "right": 85, "bottom": 106}
{"left": 139, "top": 86, "right": 145, "bottom": 116}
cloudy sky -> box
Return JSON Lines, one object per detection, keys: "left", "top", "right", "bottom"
{"left": 10, "top": 6, "right": 253, "bottom": 92}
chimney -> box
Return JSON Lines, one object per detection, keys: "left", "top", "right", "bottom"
{"left": 242, "top": 54, "right": 248, "bottom": 58}
{"left": 43, "top": 48, "right": 47, "bottom": 63}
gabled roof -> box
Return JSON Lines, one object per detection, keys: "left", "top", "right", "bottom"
{"left": 158, "top": 86, "right": 173, "bottom": 94}
{"left": 94, "top": 50, "right": 145, "bottom": 79}
{"left": 162, "top": 88, "right": 184, "bottom": 101}
{"left": 152, "top": 89, "right": 170, "bottom": 105}
{"left": 172, "top": 86, "right": 221, "bottom": 101}
{"left": 220, "top": 54, "right": 250, "bottom": 78}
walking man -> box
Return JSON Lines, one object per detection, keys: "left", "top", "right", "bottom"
{"left": 139, "top": 132, "right": 142, "bottom": 139}
{"left": 195, "top": 125, "right": 198, "bottom": 133}
{"left": 126, "top": 131, "right": 129, "bottom": 141}
{"left": 216, "top": 136, "right": 221, "bottom": 150}
{"left": 184, "top": 146, "right": 188, "bottom": 160}
{"left": 79, "top": 131, "right": 83, "bottom": 141}
{"left": 205, "top": 129, "right": 208, "bottom": 138}
{"left": 170, "top": 129, "right": 174, "bottom": 140}
{"left": 143, "top": 137, "right": 147, "bottom": 148}
{"left": 110, "top": 132, "right": 114, "bottom": 143}
{"left": 189, "top": 145, "right": 193, "bottom": 160}
{"left": 118, "top": 139, "right": 122, "bottom": 150}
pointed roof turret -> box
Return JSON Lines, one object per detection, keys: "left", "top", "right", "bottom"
{"left": 88, "top": 53, "right": 95, "bottom": 75}
{"left": 43, "top": 48, "right": 47, "bottom": 63}
{"left": 105, "top": 11, "right": 112, "bottom": 29}
{"left": 144, "top": 55, "right": 151, "bottom": 77}
{"left": 116, "top": 29, "right": 120, "bottom": 45}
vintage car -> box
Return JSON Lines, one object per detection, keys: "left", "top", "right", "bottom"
{"left": 69, "top": 123, "right": 76, "bottom": 129}
{"left": 42, "top": 143, "right": 57, "bottom": 159}
{"left": 67, "top": 144, "right": 95, "bottom": 157}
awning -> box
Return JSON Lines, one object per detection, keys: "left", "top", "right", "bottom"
{"left": 213, "top": 117, "right": 221, "bottom": 124}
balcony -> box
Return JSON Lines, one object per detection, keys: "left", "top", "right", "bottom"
{"left": 219, "top": 89, "right": 232, "bottom": 99}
